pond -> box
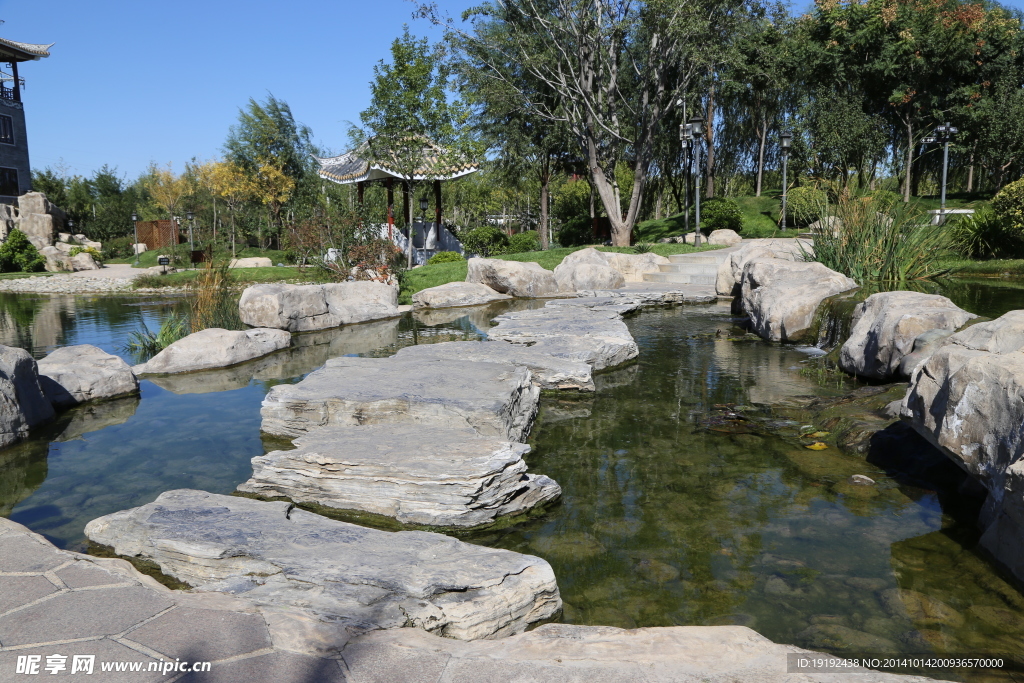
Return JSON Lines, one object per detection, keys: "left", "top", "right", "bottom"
{"left": 1, "top": 284, "right": 1023, "bottom": 681}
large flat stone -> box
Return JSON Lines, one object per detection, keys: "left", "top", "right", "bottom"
{"left": 135, "top": 328, "right": 292, "bottom": 375}
{"left": 37, "top": 344, "right": 139, "bottom": 407}
{"left": 126, "top": 606, "right": 273, "bottom": 662}
{"left": 412, "top": 281, "right": 512, "bottom": 308}
{"left": 488, "top": 307, "right": 638, "bottom": 371}
{"left": 466, "top": 258, "right": 558, "bottom": 298}
{"left": 238, "top": 282, "right": 399, "bottom": 332}
{"left": 395, "top": 340, "right": 594, "bottom": 391}
{"left": 260, "top": 356, "right": 539, "bottom": 442}
{"left": 238, "top": 423, "right": 560, "bottom": 527}
{"left": 85, "top": 490, "right": 562, "bottom": 642}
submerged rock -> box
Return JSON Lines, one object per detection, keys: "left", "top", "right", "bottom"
{"left": 466, "top": 258, "right": 558, "bottom": 298}
{"left": 134, "top": 328, "right": 291, "bottom": 375}
{"left": 838, "top": 292, "right": 975, "bottom": 380}
{"left": 84, "top": 490, "right": 561, "bottom": 642}
{"left": 412, "top": 281, "right": 511, "bottom": 308}
{"left": 0, "top": 345, "right": 55, "bottom": 447}
{"left": 740, "top": 258, "right": 857, "bottom": 342}
{"left": 238, "top": 424, "right": 560, "bottom": 528}
{"left": 260, "top": 356, "right": 539, "bottom": 442}
{"left": 395, "top": 340, "right": 594, "bottom": 391}
{"left": 36, "top": 344, "right": 138, "bottom": 407}
{"left": 488, "top": 306, "right": 638, "bottom": 371}
{"left": 238, "top": 281, "right": 399, "bottom": 332}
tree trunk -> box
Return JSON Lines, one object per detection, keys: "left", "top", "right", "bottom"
{"left": 903, "top": 118, "right": 913, "bottom": 202}
{"left": 755, "top": 119, "right": 767, "bottom": 197}
{"left": 967, "top": 141, "right": 977, "bottom": 193}
{"left": 705, "top": 82, "right": 716, "bottom": 199}
{"left": 539, "top": 169, "right": 550, "bottom": 250}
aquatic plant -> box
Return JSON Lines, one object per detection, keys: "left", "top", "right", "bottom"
{"left": 125, "top": 313, "right": 188, "bottom": 359}
{"left": 187, "top": 261, "right": 243, "bottom": 333}
{"left": 805, "top": 195, "right": 953, "bottom": 282}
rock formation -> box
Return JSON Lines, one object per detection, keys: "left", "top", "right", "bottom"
{"left": 134, "top": 328, "right": 291, "bottom": 375}
{"left": 238, "top": 282, "right": 400, "bottom": 332}
{"left": 412, "top": 281, "right": 511, "bottom": 308}
{"left": 36, "top": 345, "right": 138, "bottom": 407}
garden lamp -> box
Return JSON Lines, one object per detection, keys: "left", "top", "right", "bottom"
{"left": 780, "top": 131, "right": 793, "bottom": 232}
{"left": 131, "top": 212, "right": 139, "bottom": 265}
{"left": 687, "top": 117, "right": 705, "bottom": 246}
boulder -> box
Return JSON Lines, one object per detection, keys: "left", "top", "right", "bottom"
{"left": 36, "top": 345, "right": 138, "bottom": 408}
{"left": 70, "top": 252, "right": 100, "bottom": 271}
{"left": 715, "top": 238, "right": 811, "bottom": 297}
{"left": 229, "top": 256, "right": 273, "bottom": 268}
{"left": 84, "top": 490, "right": 561, "bottom": 641}
{"left": 133, "top": 243, "right": 147, "bottom": 255}
{"left": 488, "top": 306, "right": 638, "bottom": 371}
{"left": 412, "top": 281, "right": 511, "bottom": 309}
{"left": 54, "top": 241, "right": 73, "bottom": 254}
{"left": 395, "top": 340, "right": 594, "bottom": 391}
{"left": 17, "top": 213, "right": 57, "bottom": 250}
{"left": 0, "top": 204, "right": 16, "bottom": 241}
{"left": 838, "top": 292, "right": 976, "bottom": 380}
{"left": 897, "top": 328, "right": 957, "bottom": 378}
{"left": 134, "top": 328, "right": 291, "bottom": 375}
{"left": 238, "top": 423, "right": 561, "bottom": 527}
{"left": 238, "top": 282, "right": 399, "bottom": 332}
{"left": 82, "top": 239, "right": 102, "bottom": 251}
{"left": 0, "top": 345, "right": 55, "bottom": 447}
{"left": 39, "top": 246, "right": 72, "bottom": 272}
{"left": 707, "top": 229, "right": 742, "bottom": 246}
{"left": 57, "top": 232, "right": 71, "bottom": 243}
{"left": 900, "top": 310, "right": 1024, "bottom": 581}
{"left": 260, "top": 356, "right": 539, "bottom": 442}
{"left": 553, "top": 262, "right": 625, "bottom": 292}
{"left": 466, "top": 258, "right": 558, "bottom": 298}
{"left": 556, "top": 248, "right": 669, "bottom": 283}
{"left": 740, "top": 258, "right": 857, "bottom": 342}
{"left": 807, "top": 216, "right": 844, "bottom": 235}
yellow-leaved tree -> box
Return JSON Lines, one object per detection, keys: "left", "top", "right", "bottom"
{"left": 208, "top": 160, "right": 256, "bottom": 257}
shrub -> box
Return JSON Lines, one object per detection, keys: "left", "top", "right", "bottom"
{"left": 0, "top": 229, "right": 45, "bottom": 273}
{"left": 992, "top": 178, "right": 1024, "bottom": 233}
{"left": 555, "top": 216, "right": 593, "bottom": 247}
{"left": 632, "top": 241, "right": 655, "bottom": 253}
{"left": 699, "top": 197, "right": 742, "bottom": 232}
{"left": 785, "top": 186, "right": 828, "bottom": 227}
{"left": 950, "top": 207, "right": 1024, "bottom": 259}
{"left": 461, "top": 226, "right": 509, "bottom": 257}
{"left": 506, "top": 230, "right": 540, "bottom": 254}
{"left": 868, "top": 190, "right": 901, "bottom": 211}
{"left": 102, "top": 236, "right": 135, "bottom": 260}
{"left": 427, "top": 250, "right": 466, "bottom": 265}
{"left": 69, "top": 246, "right": 102, "bottom": 260}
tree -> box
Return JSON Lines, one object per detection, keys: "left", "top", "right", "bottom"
{"left": 353, "top": 26, "right": 479, "bottom": 266}
{"left": 427, "top": 0, "right": 747, "bottom": 245}
{"left": 208, "top": 161, "right": 255, "bottom": 257}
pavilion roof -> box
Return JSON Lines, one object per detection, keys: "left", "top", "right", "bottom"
{"left": 316, "top": 136, "right": 478, "bottom": 185}
{"left": 0, "top": 37, "right": 53, "bottom": 61}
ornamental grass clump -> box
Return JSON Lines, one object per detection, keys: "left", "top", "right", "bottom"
{"left": 806, "top": 195, "right": 952, "bottom": 283}
{"left": 187, "top": 261, "right": 243, "bottom": 333}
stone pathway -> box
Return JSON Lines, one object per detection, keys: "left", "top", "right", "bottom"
{"left": 0, "top": 265, "right": 147, "bottom": 295}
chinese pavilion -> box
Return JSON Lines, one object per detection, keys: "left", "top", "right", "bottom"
{"left": 0, "top": 36, "right": 52, "bottom": 201}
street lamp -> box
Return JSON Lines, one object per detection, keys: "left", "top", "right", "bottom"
{"left": 680, "top": 122, "right": 692, "bottom": 238}
{"left": 780, "top": 131, "right": 793, "bottom": 232}
{"left": 687, "top": 116, "right": 705, "bottom": 246}
{"left": 186, "top": 211, "right": 195, "bottom": 253}
{"left": 131, "top": 212, "right": 139, "bottom": 265}
{"left": 926, "top": 122, "right": 958, "bottom": 214}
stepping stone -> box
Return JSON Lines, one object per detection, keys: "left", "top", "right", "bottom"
{"left": 395, "top": 340, "right": 594, "bottom": 391}
{"left": 488, "top": 307, "right": 639, "bottom": 371}
{"left": 85, "top": 490, "right": 562, "bottom": 641}
{"left": 238, "top": 424, "right": 560, "bottom": 528}
{"left": 260, "top": 357, "right": 539, "bottom": 442}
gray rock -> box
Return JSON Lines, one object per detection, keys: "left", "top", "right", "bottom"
{"left": 553, "top": 262, "right": 625, "bottom": 292}
{"left": 740, "top": 258, "right": 857, "bottom": 342}
{"left": 412, "top": 281, "right": 511, "bottom": 309}
{"left": 238, "top": 423, "right": 561, "bottom": 527}
{"left": 545, "top": 296, "right": 642, "bottom": 315}
{"left": 839, "top": 292, "right": 976, "bottom": 380}
{"left": 16, "top": 212, "right": 57, "bottom": 250}
{"left": 488, "top": 306, "right": 638, "bottom": 371}
{"left": 36, "top": 344, "right": 138, "bottom": 408}
{"left": 557, "top": 248, "right": 669, "bottom": 283}
{"left": 84, "top": 490, "right": 561, "bottom": 641}
{"left": 229, "top": 257, "right": 273, "bottom": 268}
{"left": 135, "top": 328, "right": 291, "bottom": 375}
{"left": 707, "top": 229, "right": 742, "bottom": 246}
{"left": 238, "top": 282, "right": 400, "bottom": 332}
{"left": 466, "top": 258, "right": 558, "bottom": 297}
{"left": 897, "top": 328, "right": 957, "bottom": 378}
{"left": 0, "top": 345, "right": 55, "bottom": 447}
{"left": 715, "top": 238, "right": 811, "bottom": 297}
{"left": 39, "top": 245, "right": 72, "bottom": 272}
{"left": 260, "top": 356, "right": 539, "bottom": 442}
{"left": 69, "top": 251, "right": 100, "bottom": 271}
{"left": 900, "top": 310, "right": 1024, "bottom": 582}
{"left": 395, "top": 340, "right": 594, "bottom": 391}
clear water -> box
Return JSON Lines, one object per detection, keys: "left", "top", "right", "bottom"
{"left": 2, "top": 287, "right": 1024, "bottom": 680}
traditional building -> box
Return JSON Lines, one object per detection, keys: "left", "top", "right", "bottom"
{"left": 0, "top": 36, "right": 52, "bottom": 202}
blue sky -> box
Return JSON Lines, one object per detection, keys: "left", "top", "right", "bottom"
{"left": 3, "top": 0, "right": 1023, "bottom": 183}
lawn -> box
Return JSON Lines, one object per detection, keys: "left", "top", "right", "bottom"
{"left": 0, "top": 272, "right": 57, "bottom": 280}
{"left": 109, "top": 247, "right": 291, "bottom": 268}
{"left": 942, "top": 258, "right": 1024, "bottom": 277}
{"left": 399, "top": 243, "right": 723, "bottom": 304}
{"left": 132, "top": 266, "right": 322, "bottom": 289}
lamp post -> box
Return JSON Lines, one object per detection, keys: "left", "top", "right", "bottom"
{"left": 931, "top": 122, "right": 958, "bottom": 214}
{"left": 418, "top": 197, "right": 429, "bottom": 254}
{"left": 679, "top": 122, "right": 692, "bottom": 237}
{"left": 186, "top": 210, "right": 195, "bottom": 252}
{"left": 688, "top": 116, "right": 705, "bottom": 246}
{"left": 131, "top": 212, "right": 139, "bottom": 265}
{"left": 780, "top": 131, "right": 793, "bottom": 232}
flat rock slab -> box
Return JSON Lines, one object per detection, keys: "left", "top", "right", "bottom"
{"left": 36, "top": 344, "right": 138, "bottom": 408}
{"left": 545, "top": 296, "right": 642, "bottom": 315}
{"left": 135, "top": 328, "right": 291, "bottom": 375}
{"left": 412, "top": 281, "right": 512, "bottom": 308}
{"left": 395, "top": 340, "right": 594, "bottom": 391}
{"left": 260, "top": 356, "right": 539, "bottom": 442}
{"left": 340, "top": 623, "right": 932, "bottom": 682}
{"left": 238, "top": 282, "right": 399, "bottom": 332}
{"left": 238, "top": 423, "right": 561, "bottom": 527}
{"left": 488, "top": 307, "right": 638, "bottom": 371}
{"left": 85, "top": 490, "right": 561, "bottom": 642}
{"left": 0, "top": 517, "right": 348, "bottom": 671}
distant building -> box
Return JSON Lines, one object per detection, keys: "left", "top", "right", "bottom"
{"left": 0, "top": 36, "right": 52, "bottom": 203}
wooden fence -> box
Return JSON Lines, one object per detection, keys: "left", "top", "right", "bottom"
{"left": 136, "top": 220, "right": 181, "bottom": 251}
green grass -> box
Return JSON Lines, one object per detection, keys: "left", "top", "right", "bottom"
{"left": 942, "top": 258, "right": 1024, "bottom": 277}
{"left": 109, "top": 247, "right": 291, "bottom": 268}
{"left": 399, "top": 243, "right": 723, "bottom": 304}
{"left": 0, "top": 271, "right": 56, "bottom": 280}
{"left": 636, "top": 196, "right": 803, "bottom": 240}
{"left": 132, "top": 266, "right": 322, "bottom": 289}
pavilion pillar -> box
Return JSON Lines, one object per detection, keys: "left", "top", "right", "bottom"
{"left": 402, "top": 181, "right": 410, "bottom": 245}
{"left": 357, "top": 181, "right": 364, "bottom": 205}
{"left": 433, "top": 180, "right": 442, "bottom": 235}
{"left": 386, "top": 178, "right": 394, "bottom": 241}
{"left": 11, "top": 62, "right": 20, "bottom": 102}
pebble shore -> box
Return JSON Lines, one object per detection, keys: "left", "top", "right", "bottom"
{"left": 0, "top": 274, "right": 138, "bottom": 294}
